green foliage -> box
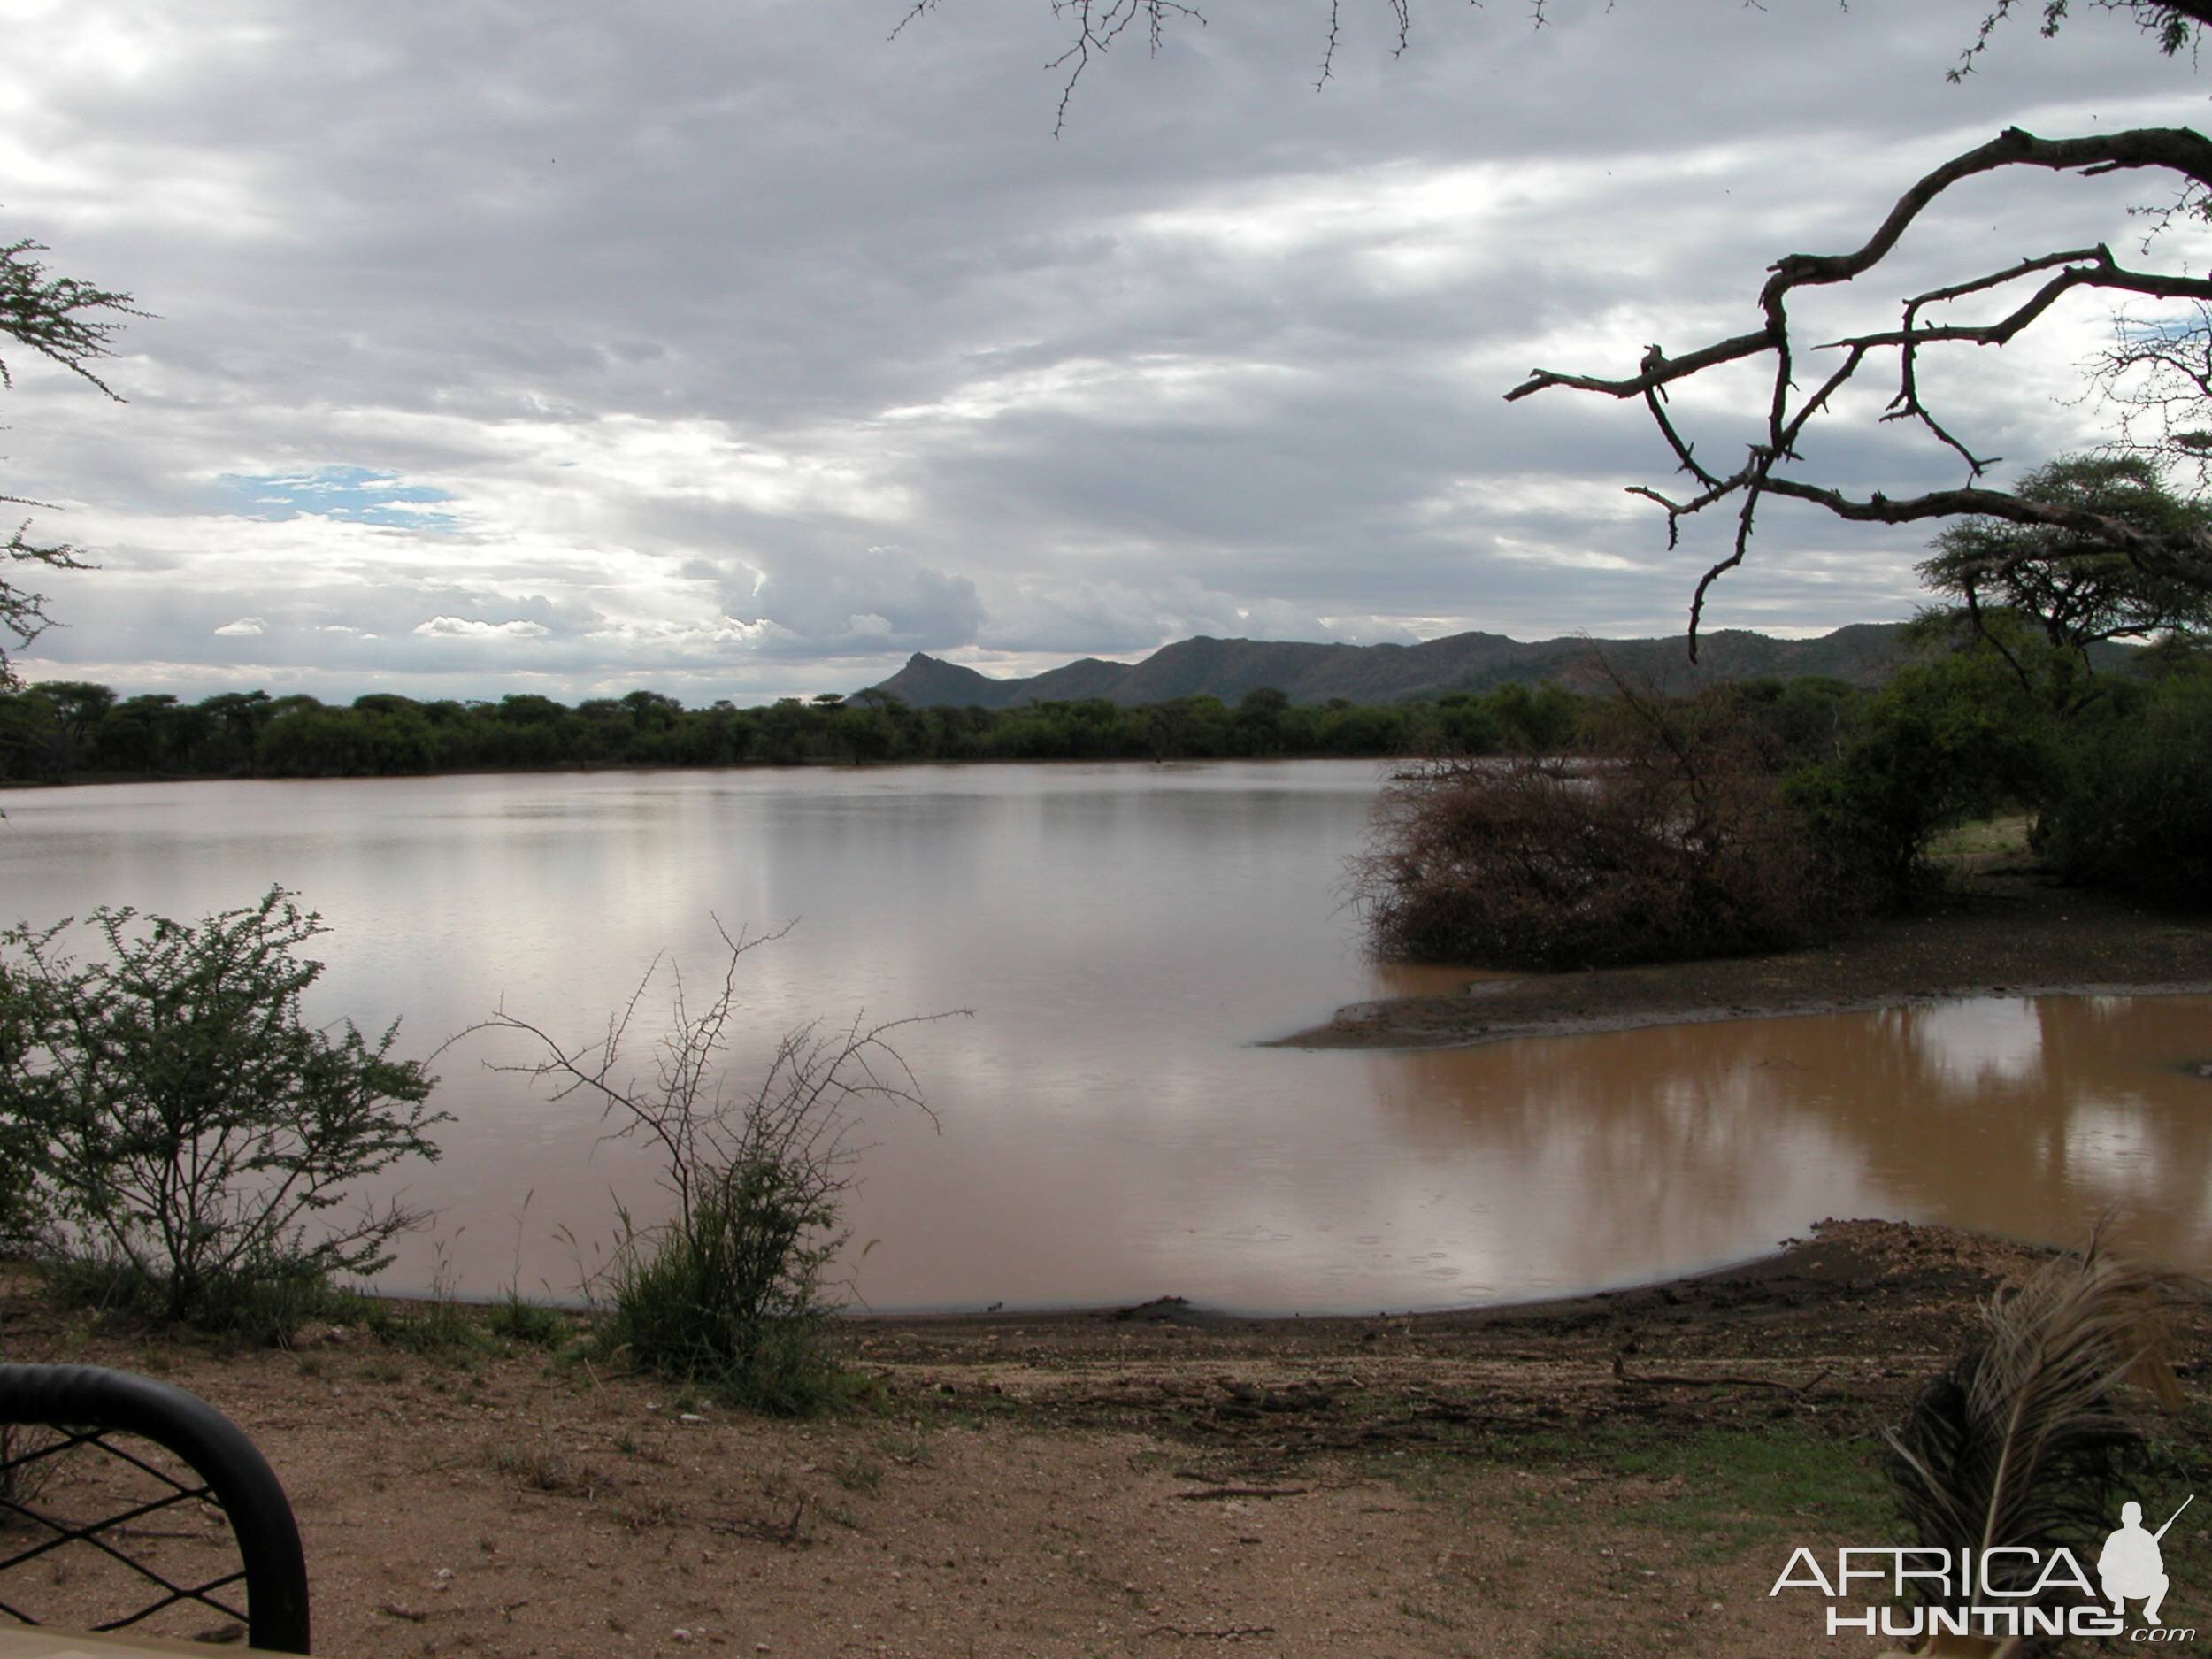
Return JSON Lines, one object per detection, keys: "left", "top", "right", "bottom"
{"left": 485, "top": 1291, "right": 568, "bottom": 1348}
{"left": 0, "top": 993, "right": 45, "bottom": 1251}
{"left": 1356, "top": 605, "right": 2209, "bottom": 967}
{"left": 1917, "top": 455, "right": 2212, "bottom": 681}
{"left": 0, "top": 676, "right": 1623, "bottom": 782}
{"left": 1785, "top": 650, "right": 2056, "bottom": 908}
{"left": 602, "top": 1175, "right": 851, "bottom": 1416}
{"left": 1712, "top": 676, "right": 1856, "bottom": 770}
{"left": 357, "top": 1290, "right": 489, "bottom": 1357}
{"left": 0, "top": 887, "right": 447, "bottom": 1327}
{"left": 1482, "top": 680, "right": 1584, "bottom": 753}
{"left": 477, "top": 923, "right": 949, "bottom": 1417}
{"left": 2038, "top": 662, "right": 2212, "bottom": 904}
{"left": 38, "top": 1251, "right": 357, "bottom": 1348}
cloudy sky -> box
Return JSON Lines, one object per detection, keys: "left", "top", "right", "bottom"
{"left": 4, "top": 0, "right": 2208, "bottom": 705}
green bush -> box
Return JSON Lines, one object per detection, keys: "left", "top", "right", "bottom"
{"left": 485, "top": 1289, "right": 568, "bottom": 1349}
{"left": 0, "top": 1061, "right": 42, "bottom": 1256}
{"left": 1784, "top": 650, "right": 2054, "bottom": 908}
{"left": 476, "top": 922, "right": 949, "bottom": 1416}
{"left": 2038, "top": 668, "right": 2212, "bottom": 905}
{"left": 0, "top": 887, "right": 446, "bottom": 1330}
{"left": 603, "top": 1171, "right": 849, "bottom": 1415}
{"left": 38, "top": 1251, "right": 357, "bottom": 1348}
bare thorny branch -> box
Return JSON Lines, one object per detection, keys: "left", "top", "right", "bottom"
{"left": 2097, "top": 299, "right": 2212, "bottom": 473}
{"left": 1313, "top": 0, "right": 1413, "bottom": 92}
{"left": 1951, "top": 1, "right": 2212, "bottom": 83}
{"left": 460, "top": 918, "right": 966, "bottom": 1270}
{"left": 891, "top": 2, "right": 1824, "bottom": 134}
{"left": 894, "top": 0, "right": 1206, "bottom": 134}
{"left": 1508, "top": 125, "right": 2212, "bottom": 656}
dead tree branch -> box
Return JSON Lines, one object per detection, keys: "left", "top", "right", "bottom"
{"left": 1508, "top": 125, "right": 2212, "bottom": 656}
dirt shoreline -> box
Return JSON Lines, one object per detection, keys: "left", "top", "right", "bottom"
{"left": 6, "top": 1220, "right": 2207, "bottom": 1659}
{"left": 834, "top": 1216, "right": 2062, "bottom": 1360}
{"left": 1271, "top": 868, "right": 2212, "bottom": 1050}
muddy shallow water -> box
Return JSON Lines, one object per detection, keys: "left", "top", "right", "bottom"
{"left": 2, "top": 763, "right": 2205, "bottom": 1311}
{"left": 1324, "top": 992, "right": 2212, "bottom": 1307}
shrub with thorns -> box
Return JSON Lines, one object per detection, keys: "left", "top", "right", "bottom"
{"left": 1354, "top": 685, "right": 1839, "bottom": 971}
{"left": 468, "top": 920, "right": 963, "bottom": 1414}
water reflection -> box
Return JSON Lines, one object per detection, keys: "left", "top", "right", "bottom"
{"left": 1, "top": 765, "right": 2205, "bottom": 1312}
{"left": 1356, "top": 994, "right": 2212, "bottom": 1303}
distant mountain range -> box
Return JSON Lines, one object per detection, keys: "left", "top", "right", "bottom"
{"left": 861, "top": 624, "right": 1924, "bottom": 710}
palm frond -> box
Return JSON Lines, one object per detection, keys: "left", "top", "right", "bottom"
{"left": 1885, "top": 1239, "right": 2182, "bottom": 1602}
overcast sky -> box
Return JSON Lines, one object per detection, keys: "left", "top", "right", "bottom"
{"left": 4, "top": 0, "right": 2208, "bottom": 705}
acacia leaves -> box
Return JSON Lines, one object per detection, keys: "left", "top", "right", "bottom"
{"left": 0, "top": 887, "right": 445, "bottom": 1323}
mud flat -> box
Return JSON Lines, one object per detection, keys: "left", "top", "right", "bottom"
{"left": 1275, "top": 872, "right": 2212, "bottom": 1050}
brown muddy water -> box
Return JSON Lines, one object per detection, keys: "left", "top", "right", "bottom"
{"left": 2, "top": 763, "right": 2206, "bottom": 1313}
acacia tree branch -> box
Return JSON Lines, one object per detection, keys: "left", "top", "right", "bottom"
{"left": 895, "top": 0, "right": 1205, "bottom": 134}
{"left": 1, "top": 241, "right": 142, "bottom": 687}
{"left": 1953, "top": 1, "right": 2212, "bottom": 83}
{"left": 0, "top": 239, "right": 143, "bottom": 399}
{"left": 1508, "top": 126, "right": 2212, "bottom": 656}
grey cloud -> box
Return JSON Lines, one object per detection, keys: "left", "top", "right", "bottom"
{"left": 3, "top": 0, "right": 2196, "bottom": 701}
{"left": 709, "top": 546, "right": 986, "bottom": 657}
{"left": 980, "top": 576, "right": 1328, "bottom": 657}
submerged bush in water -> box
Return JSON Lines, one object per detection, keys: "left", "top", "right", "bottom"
{"left": 1354, "top": 684, "right": 1845, "bottom": 970}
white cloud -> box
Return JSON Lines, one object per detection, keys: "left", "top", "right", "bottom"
{"left": 412, "top": 617, "right": 551, "bottom": 640}
{"left": 212, "top": 616, "right": 265, "bottom": 636}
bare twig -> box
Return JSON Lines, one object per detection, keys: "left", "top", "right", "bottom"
{"left": 1510, "top": 125, "right": 2212, "bottom": 655}
{"left": 456, "top": 920, "right": 965, "bottom": 1374}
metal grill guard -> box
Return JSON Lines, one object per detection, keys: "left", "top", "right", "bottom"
{"left": 0, "top": 1363, "right": 310, "bottom": 1653}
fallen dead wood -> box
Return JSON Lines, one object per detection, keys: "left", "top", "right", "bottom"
{"left": 705, "top": 1501, "right": 809, "bottom": 1546}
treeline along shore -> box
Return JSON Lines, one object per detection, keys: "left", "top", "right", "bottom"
{"left": 0, "top": 676, "right": 1606, "bottom": 781}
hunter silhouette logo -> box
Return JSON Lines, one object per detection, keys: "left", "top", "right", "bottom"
{"left": 2101, "top": 1495, "right": 2191, "bottom": 1626}
{"left": 1772, "top": 1491, "right": 2197, "bottom": 1645}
